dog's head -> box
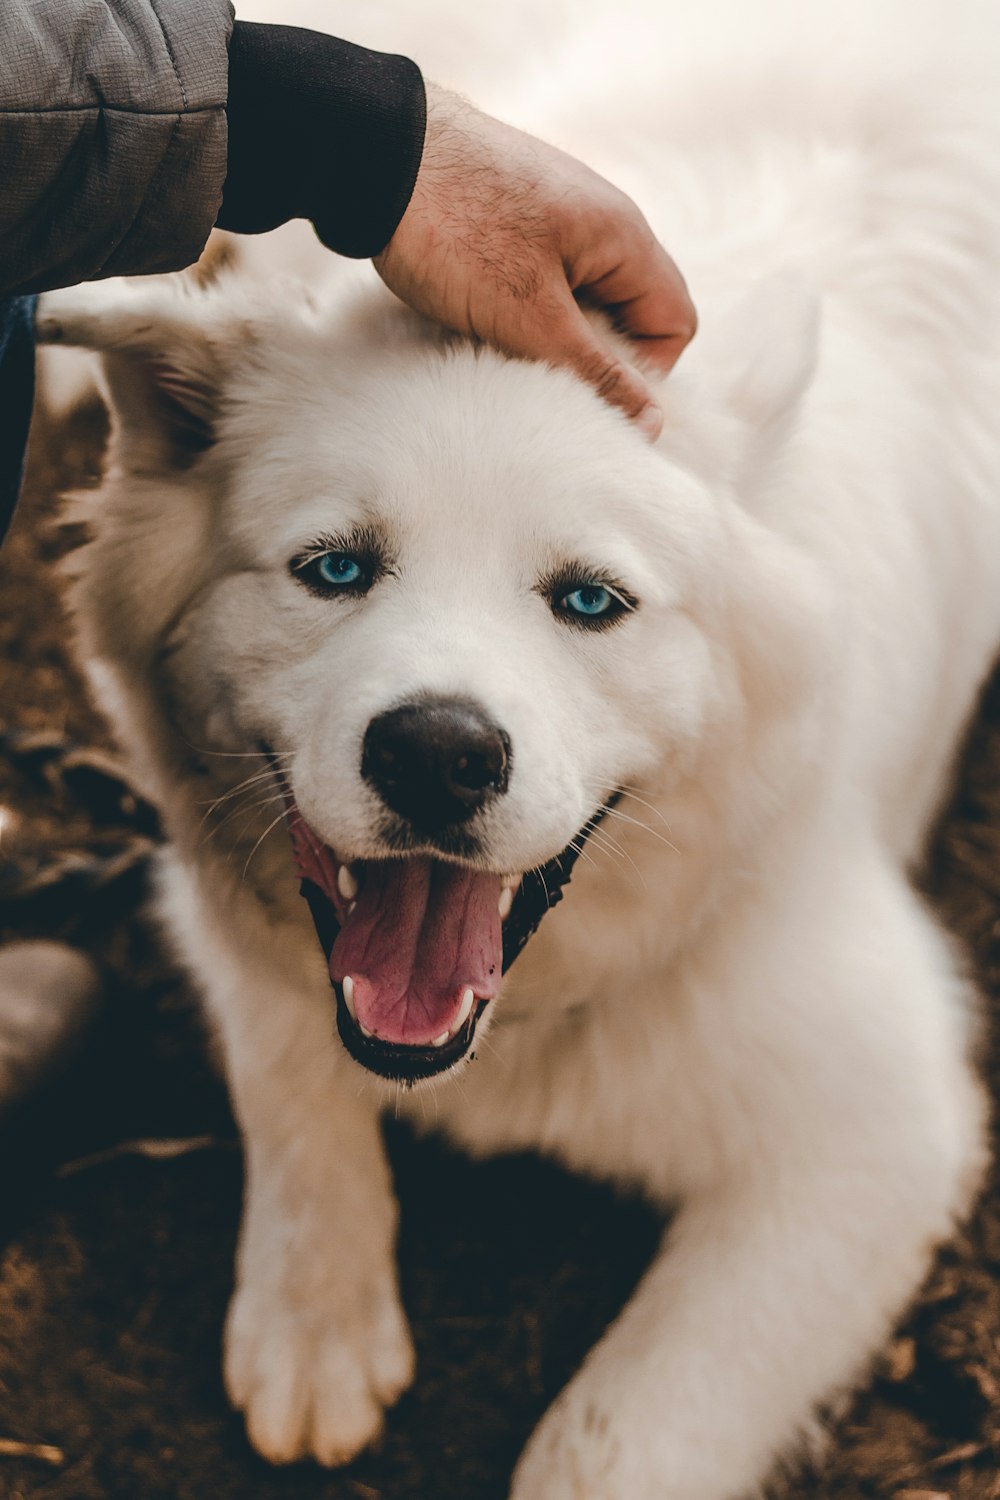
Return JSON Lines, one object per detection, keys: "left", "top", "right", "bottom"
{"left": 39, "top": 268, "right": 831, "bottom": 1083}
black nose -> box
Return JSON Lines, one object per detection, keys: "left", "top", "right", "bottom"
{"left": 361, "top": 697, "right": 511, "bottom": 831}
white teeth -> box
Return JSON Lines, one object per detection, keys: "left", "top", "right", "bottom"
{"left": 432, "top": 989, "right": 475, "bottom": 1048}
{"left": 342, "top": 975, "right": 372, "bottom": 1036}
{"left": 337, "top": 864, "right": 359, "bottom": 901}
{"left": 499, "top": 876, "right": 519, "bottom": 921}
{"left": 455, "top": 987, "right": 475, "bottom": 1032}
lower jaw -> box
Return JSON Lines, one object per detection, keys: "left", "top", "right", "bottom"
{"left": 333, "top": 978, "right": 487, "bottom": 1083}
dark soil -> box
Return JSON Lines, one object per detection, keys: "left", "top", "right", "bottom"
{"left": 1, "top": 400, "right": 999, "bottom": 1500}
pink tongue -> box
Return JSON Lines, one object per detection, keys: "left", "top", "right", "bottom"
{"left": 330, "top": 858, "right": 502, "bottom": 1045}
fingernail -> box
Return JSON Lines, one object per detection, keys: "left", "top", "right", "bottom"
{"left": 636, "top": 402, "right": 663, "bottom": 441}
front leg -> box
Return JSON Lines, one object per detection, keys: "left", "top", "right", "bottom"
{"left": 178, "top": 873, "right": 414, "bottom": 1467}
{"left": 224, "top": 1076, "right": 413, "bottom": 1467}
{"left": 513, "top": 1169, "right": 926, "bottom": 1500}
{"left": 511, "top": 867, "right": 985, "bottom": 1500}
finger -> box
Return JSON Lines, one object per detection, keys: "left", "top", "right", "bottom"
{"left": 579, "top": 238, "right": 698, "bottom": 374}
{"left": 529, "top": 297, "right": 664, "bottom": 436}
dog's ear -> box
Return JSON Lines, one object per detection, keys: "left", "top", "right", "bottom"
{"left": 37, "top": 283, "right": 245, "bottom": 471}
{"left": 687, "top": 272, "right": 820, "bottom": 436}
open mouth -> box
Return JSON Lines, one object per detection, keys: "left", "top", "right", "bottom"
{"left": 270, "top": 756, "right": 615, "bottom": 1083}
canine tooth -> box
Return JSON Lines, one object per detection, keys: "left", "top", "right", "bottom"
{"left": 359, "top": 1022, "right": 374, "bottom": 1039}
{"left": 337, "top": 864, "right": 359, "bottom": 901}
{"left": 454, "top": 987, "right": 475, "bottom": 1032}
{"left": 342, "top": 974, "right": 356, "bottom": 1019}
{"left": 431, "top": 1031, "right": 451, "bottom": 1048}
{"left": 498, "top": 887, "right": 514, "bottom": 921}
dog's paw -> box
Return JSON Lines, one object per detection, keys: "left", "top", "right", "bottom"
{"left": 512, "top": 1374, "right": 716, "bottom": 1500}
{"left": 510, "top": 1377, "right": 774, "bottom": 1500}
{"left": 224, "top": 1274, "right": 415, "bottom": 1466}
{"left": 510, "top": 1399, "right": 627, "bottom": 1500}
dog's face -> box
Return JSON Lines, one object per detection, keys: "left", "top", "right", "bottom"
{"left": 40, "top": 272, "right": 827, "bottom": 1083}
{"left": 203, "top": 349, "right": 718, "bottom": 864}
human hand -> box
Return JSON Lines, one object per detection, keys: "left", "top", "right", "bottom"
{"left": 374, "top": 84, "right": 697, "bottom": 439}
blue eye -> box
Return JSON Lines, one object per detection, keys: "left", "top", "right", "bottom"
{"left": 315, "top": 552, "right": 363, "bottom": 587}
{"left": 291, "top": 534, "right": 385, "bottom": 598}
{"left": 293, "top": 550, "right": 372, "bottom": 595}
{"left": 561, "top": 584, "right": 614, "bottom": 617}
{"left": 549, "top": 574, "right": 636, "bottom": 629}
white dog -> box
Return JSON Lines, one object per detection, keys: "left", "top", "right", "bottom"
{"left": 38, "top": 2, "right": 1000, "bottom": 1495}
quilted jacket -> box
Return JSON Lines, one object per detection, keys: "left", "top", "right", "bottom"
{"left": 0, "top": 0, "right": 425, "bottom": 537}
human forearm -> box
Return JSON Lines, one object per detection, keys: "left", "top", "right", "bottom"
{"left": 0, "top": 4, "right": 426, "bottom": 296}
{"left": 0, "top": 0, "right": 232, "bottom": 295}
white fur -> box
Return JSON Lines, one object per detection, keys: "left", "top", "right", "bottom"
{"left": 38, "top": 3, "right": 1000, "bottom": 1495}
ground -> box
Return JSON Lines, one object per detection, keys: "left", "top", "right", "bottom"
{"left": 1, "top": 398, "right": 999, "bottom": 1500}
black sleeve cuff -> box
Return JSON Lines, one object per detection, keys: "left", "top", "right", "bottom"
{"left": 218, "top": 22, "right": 426, "bottom": 259}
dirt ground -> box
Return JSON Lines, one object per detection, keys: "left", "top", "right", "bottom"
{"left": 1, "top": 398, "right": 999, "bottom": 1500}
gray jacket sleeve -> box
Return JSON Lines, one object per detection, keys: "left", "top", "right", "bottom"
{"left": 0, "top": 0, "right": 233, "bottom": 296}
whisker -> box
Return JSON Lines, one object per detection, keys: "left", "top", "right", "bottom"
{"left": 196, "top": 768, "right": 281, "bottom": 832}
{"left": 241, "top": 806, "right": 293, "bottom": 880}
{"left": 198, "top": 765, "right": 277, "bottom": 811}
{"left": 601, "top": 805, "right": 679, "bottom": 856}
{"left": 529, "top": 861, "right": 552, "bottom": 908}
{"left": 574, "top": 778, "right": 679, "bottom": 857}
{"left": 199, "top": 790, "right": 288, "bottom": 849}
{"left": 585, "top": 828, "right": 647, "bottom": 891}
{"left": 579, "top": 779, "right": 676, "bottom": 837}
{"left": 615, "top": 788, "right": 677, "bottom": 837}
{"left": 585, "top": 826, "right": 628, "bottom": 862}
{"left": 566, "top": 835, "right": 601, "bottom": 875}
{"left": 179, "top": 732, "right": 295, "bottom": 763}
